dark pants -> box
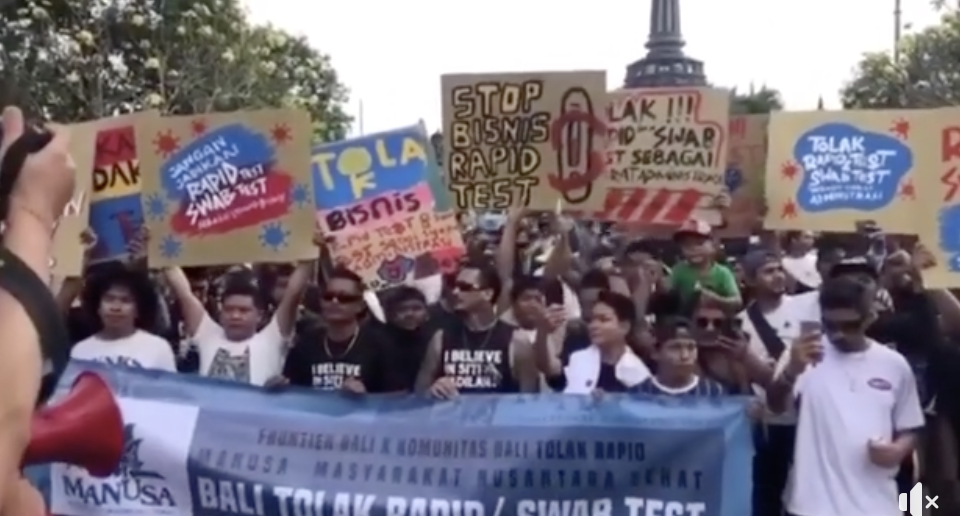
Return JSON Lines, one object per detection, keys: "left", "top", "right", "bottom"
{"left": 753, "top": 424, "right": 795, "bottom": 516}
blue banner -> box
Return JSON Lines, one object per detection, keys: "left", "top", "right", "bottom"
{"left": 31, "top": 362, "right": 753, "bottom": 516}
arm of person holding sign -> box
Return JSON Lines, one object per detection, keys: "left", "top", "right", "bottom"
{"left": 0, "top": 107, "right": 76, "bottom": 516}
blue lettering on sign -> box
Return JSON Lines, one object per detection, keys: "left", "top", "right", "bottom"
{"left": 938, "top": 203, "right": 960, "bottom": 271}
{"left": 31, "top": 362, "right": 754, "bottom": 516}
{"left": 792, "top": 123, "right": 912, "bottom": 212}
{"left": 61, "top": 423, "right": 175, "bottom": 507}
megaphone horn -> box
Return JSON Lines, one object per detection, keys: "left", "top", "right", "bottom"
{"left": 23, "top": 372, "right": 124, "bottom": 478}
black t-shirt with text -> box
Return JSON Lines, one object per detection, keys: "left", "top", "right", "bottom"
{"left": 283, "top": 322, "right": 401, "bottom": 393}
{"left": 438, "top": 319, "right": 518, "bottom": 393}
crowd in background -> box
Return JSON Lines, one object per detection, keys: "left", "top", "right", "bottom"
{"left": 56, "top": 209, "right": 960, "bottom": 516}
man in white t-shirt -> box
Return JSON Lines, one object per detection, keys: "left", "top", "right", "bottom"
{"left": 737, "top": 251, "right": 802, "bottom": 516}
{"left": 71, "top": 270, "right": 176, "bottom": 371}
{"left": 768, "top": 276, "right": 924, "bottom": 516}
{"left": 163, "top": 261, "right": 313, "bottom": 385}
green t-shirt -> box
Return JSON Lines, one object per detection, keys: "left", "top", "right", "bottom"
{"left": 669, "top": 261, "right": 740, "bottom": 302}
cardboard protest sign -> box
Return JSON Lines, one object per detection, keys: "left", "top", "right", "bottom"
{"left": 136, "top": 109, "right": 316, "bottom": 267}
{"left": 715, "top": 115, "right": 768, "bottom": 236}
{"left": 440, "top": 71, "right": 608, "bottom": 211}
{"left": 88, "top": 112, "right": 159, "bottom": 263}
{"left": 328, "top": 212, "right": 462, "bottom": 290}
{"left": 312, "top": 124, "right": 463, "bottom": 289}
{"left": 916, "top": 111, "right": 960, "bottom": 287}
{"left": 52, "top": 120, "right": 97, "bottom": 276}
{"left": 764, "top": 110, "right": 928, "bottom": 233}
{"left": 583, "top": 87, "right": 730, "bottom": 226}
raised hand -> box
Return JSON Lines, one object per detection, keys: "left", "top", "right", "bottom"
{"left": 1, "top": 107, "right": 75, "bottom": 229}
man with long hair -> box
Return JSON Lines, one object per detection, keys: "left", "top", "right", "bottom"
{"left": 0, "top": 106, "right": 76, "bottom": 515}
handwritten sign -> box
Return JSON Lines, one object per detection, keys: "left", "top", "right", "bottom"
{"left": 588, "top": 87, "right": 729, "bottom": 226}
{"left": 715, "top": 115, "right": 768, "bottom": 236}
{"left": 87, "top": 112, "right": 158, "bottom": 263}
{"left": 329, "top": 211, "right": 463, "bottom": 288}
{"left": 136, "top": 109, "right": 315, "bottom": 267}
{"left": 441, "top": 71, "right": 607, "bottom": 211}
{"left": 764, "top": 110, "right": 928, "bottom": 233}
{"left": 313, "top": 125, "right": 462, "bottom": 289}
{"left": 917, "top": 110, "right": 960, "bottom": 287}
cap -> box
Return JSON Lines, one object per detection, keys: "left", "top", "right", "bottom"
{"left": 741, "top": 250, "right": 780, "bottom": 278}
{"left": 673, "top": 219, "right": 711, "bottom": 240}
{"left": 829, "top": 255, "right": 880, "bottom": 279}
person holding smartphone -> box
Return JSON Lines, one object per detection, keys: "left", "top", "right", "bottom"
{"left": 769, "top": 276, "right": 924, "bottom": 516}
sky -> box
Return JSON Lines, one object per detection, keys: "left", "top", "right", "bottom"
{"left": 244, "top": 0, "right": 944, "bottom": 137}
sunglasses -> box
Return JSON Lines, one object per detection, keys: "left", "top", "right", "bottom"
{"left": 322, "top": 292, "right": 362, "bottom": 304}
{"left": 695, "top": 317, "right": 726, "bottom": 330}
{"left": 453, "top": 281, "right": 483, "bottom": 292}
{"left": 822, "top": 319, "right": 863, "bottom": 332}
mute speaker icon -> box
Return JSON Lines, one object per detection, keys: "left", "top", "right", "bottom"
{"left": 898, "top": 482, "right": 924, "bottom": 515}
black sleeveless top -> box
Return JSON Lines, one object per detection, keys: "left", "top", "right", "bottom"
{"left": 439, "top": 319, "right": 518, "bottom": 394}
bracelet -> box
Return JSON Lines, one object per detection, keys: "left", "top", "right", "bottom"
{"left": 0, "top": 245, "right": 70, "bottom": 405}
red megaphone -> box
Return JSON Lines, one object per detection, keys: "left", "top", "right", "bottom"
{"left": 22, "top": 372, "right": 124, "bottom": 477}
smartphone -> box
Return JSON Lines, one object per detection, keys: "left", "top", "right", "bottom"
{"left": 722, "top": 318, "right": 743, "bottom": 339}
{"left": 799, "top": 320, "right": 822, "bottom": 335}
{"left": 543, "top": 279, "right": 564, "bottom": 305}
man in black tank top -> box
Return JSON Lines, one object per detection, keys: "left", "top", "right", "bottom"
{"left": 415, "top": 261, "right": 539, "bottom": 397}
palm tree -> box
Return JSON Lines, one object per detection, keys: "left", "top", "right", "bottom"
{"left": 730, "top": 84, "right": 785, "bottom": 114}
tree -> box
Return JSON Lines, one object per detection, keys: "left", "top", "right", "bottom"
{"left": 841, "top": 10, "right": 960, "bottom": 109}
{"left": 730, "top": 84, "right": 784, "bottom": 114}
{"left": 0, "top": 0, "right": 350, "bottom": 140}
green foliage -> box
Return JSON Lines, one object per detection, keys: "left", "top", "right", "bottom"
{"left": 841, "top": 11, "right": 960, "bottom": 109}
{"left": 0, "top": 0, "right": 351, "bottom": 140}
{"left": 730, "top": 85, "right": 784, "bottom": 114}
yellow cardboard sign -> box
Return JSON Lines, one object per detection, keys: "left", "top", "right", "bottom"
{"left": 764, "top": 110, "right": 930, "bottom": 233}
{"left": 440, "top": 71, "right": 607, "bottom": 211}
{"left": 916, "top": 108, "right": 960, "bottom": 287}
{"left": 588, "top": 87, "right": 730, "bottom": 225}
{"left": 136, "top": 109, "right": 316, "bottom": 267}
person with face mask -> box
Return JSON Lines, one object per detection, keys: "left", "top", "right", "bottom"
{"left": 768, "top": 276, "right": 924, "bottom": 516}
{"left": 70, "top": 267, "right": 174, "bottom": 371}
{"left": 379, "top": 286, "right": 431, "bottom": 391}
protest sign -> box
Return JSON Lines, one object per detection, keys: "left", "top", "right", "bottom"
{"left": 714, "top": 115, "right": 767, "bottom": 237}
{"left": 764, "top": 109, "right": 932, "bottom": 233}
{"left": 441, "top": 71, "right": 608, "bottom": 211}
{"left": 591, "top": 87, "right": 730, "bottom": 226}
{"left": 136, "top": 109, "right": 316, "bottom": 267}
{"left": 312, "top": 124, "right": 463, "bottom": 289}
{"left": 35, "top": 362, "right": 752, "bottom": 516}
{"left": 916, "top": 110, "right": 960, "bottom": 287}
{"left": 88, "top": 112, "right": 158, "bottom": 263}
{"left": 51, "top": 120, "right": 96, "bottom": 276}
{"left": 328, "top": 211, "right": 462, "bottom": 289}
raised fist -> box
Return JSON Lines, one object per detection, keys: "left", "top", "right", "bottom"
{"left": 0, "top": 107, "right": 75, "bottom": 230}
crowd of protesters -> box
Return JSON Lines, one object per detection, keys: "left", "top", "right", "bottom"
{"left": 52, "top": 205, "right": 960, "bottom": 516}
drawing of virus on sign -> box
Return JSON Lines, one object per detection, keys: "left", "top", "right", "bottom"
{"left": 158, "top": 123, "right": 293, "bottom": 239}
{"left": 784, "top": 122, "right": 913, "bottom": 215}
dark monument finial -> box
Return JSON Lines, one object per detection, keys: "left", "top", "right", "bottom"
{"left": 624, "top": 0, "right": 706, "bottom": 88}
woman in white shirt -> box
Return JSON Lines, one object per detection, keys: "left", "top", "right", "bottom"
{"left": 71, "top": 268, "right": 176, "bottom": 371}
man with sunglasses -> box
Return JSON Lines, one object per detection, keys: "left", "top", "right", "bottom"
{"left": 415, "top": 260, "right": 540, "bottom": 398}
{"left": 769, "top": 276, "right": 924, "bottom": 516}
{"left": 280, "top": 267, "right": 404, "bottom": 393}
